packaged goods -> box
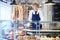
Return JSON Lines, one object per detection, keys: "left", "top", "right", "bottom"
{"left": 30, "top": 36, "right": 36, "bottom": 40}
{"left": 50, "top": 37, "right": 56, "bottom": 40}
{"left": 24, "top": 36, "right": 36, "bottom": 40}
{"left": 25, "top": 36, "right": 31, "bottom": 40}
{"left": 40, "top": 35, "right": 59, "bottom": 40}
{"left": 17, "top": 35, "right": 24, "bottom": 40}
{"left": 56, "top": 36, "right": 60, "bottom": 40}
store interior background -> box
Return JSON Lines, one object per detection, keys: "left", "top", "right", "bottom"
{"left": 0, "top": 0, "right": 60, "bottom": 30}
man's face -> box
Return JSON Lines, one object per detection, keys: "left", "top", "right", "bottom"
{"left": 33, "top": 5, "right": 39, "bottom": 10}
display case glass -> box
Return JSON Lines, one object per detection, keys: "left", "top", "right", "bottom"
{"left": 0, "top": 0, "right": 60, "bottom": 40}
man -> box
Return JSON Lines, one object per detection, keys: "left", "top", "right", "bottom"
{"left": 28, "top": 3, "right": 43, "bottom": 30}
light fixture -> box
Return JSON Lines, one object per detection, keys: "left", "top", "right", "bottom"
{"left": 45, "top": 0, "right": 55, "bottom": 5}
{"left": 10, "top": 0, "right": 17, "bottom": 5}
{"left": 0, "top": 0, "right": 7, "bottom": 3}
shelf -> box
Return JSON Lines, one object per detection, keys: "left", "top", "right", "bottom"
{"left": 0, "top": 20, "right": 59, "bottom": 23}
{"left": 18, "top": 21, "right": 60, "bottom": 23}
{"left": 23, "top": 29, "right": 60, "bottom": 33}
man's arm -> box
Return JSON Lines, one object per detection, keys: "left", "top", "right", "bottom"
{"left": 28, "top": 10, "right": 32, "bottom": 22}
{"left": 38, "top": 10, "right": 44, "bottom": 21}
{"left": 27, "top": 10, "right": 32, "bottom": 27}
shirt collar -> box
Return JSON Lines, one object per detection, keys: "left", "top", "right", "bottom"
{"left": 33, "top": 10, "right": 39, "bottom": 14}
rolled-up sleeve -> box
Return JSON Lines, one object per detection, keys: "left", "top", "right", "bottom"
{"left": 38, "top": 10, "right": 44, "bottom": 21}
{"left": 28, "top": 10, "right": 32, "bottom": 22}
{"left": 38, "top": 10, "right": 44, "bottom": 25}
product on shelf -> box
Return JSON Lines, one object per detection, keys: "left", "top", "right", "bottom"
{"left": 25, "top": 36, "right": 31, "bottom": 40}
{"left": 18, "top": 27, "right": 24, "bottom": 30}
{"left": 9, "top": 29, "right": 14, "bottom": 39}
{"left": 24, "top": 36, "right": 36, "bottom": 40}
{"left": 56, "top": 36, "right": 60, "bottom": 40}
{"left": 50, "top": 37, "right": 56, "bottom": 40}
{"left": 16, "top": 27, "right": 25, "bottom": 36}
{"left": 30, "top": 36, "right": 36, "bottom": 40}
{"left": 12, "top": 5, "right": 23, "bottom": 21}
{"left": 40, "top": 36, "right": 47, "bottom": 40}
{"left": 40, "top": 35, "right": 60, "bottom": 40}
{"left": 16, "top": 35, "right": 24, "bottom": 40}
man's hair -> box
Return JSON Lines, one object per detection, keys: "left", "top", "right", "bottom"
{"left": 33, "top": 3, "right": 39, "bottom": 8}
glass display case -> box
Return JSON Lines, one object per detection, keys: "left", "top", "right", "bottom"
{"left": 0, "top": 0, "right": 60, "bottom": 40}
